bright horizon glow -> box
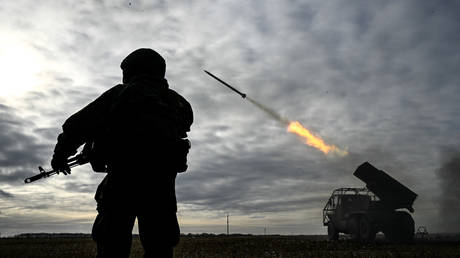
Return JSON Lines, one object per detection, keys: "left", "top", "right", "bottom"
{"left": 0, "top": 36, "right": 45, "bottom": 99}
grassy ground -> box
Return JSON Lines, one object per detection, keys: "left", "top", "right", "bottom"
{"left": 1, "top": 235, "right": 460, "bottom": 257}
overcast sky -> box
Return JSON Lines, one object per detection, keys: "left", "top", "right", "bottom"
{"left": 1, "top": 0, "right": 459, "bottom": 236}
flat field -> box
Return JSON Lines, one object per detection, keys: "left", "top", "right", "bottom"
{"left": 1, "top": 235, "right": 460, "bottom": 257}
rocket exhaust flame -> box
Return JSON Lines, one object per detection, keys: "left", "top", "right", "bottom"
{"left": 204, "top": 70, "right": 348, "bottom": 156}
{"left": 287, "top": 121, "right": 348, "bottom": 156}
{"left": 248, "top": 97, "right": 348, "bottom": 156}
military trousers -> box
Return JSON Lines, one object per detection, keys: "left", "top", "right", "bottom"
{"left": 91, "top": 209, "right": 180, "bottom": 258}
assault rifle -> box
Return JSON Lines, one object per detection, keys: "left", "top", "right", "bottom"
{"left": 24, "top": 144, "right": 93, "bottom": 184}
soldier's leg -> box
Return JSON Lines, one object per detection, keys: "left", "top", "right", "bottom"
{"left": 137, "top": 212, "right": 180, "bottom": 258}
{"left": 92, "top": 210, "right": 136, "bottom": 258}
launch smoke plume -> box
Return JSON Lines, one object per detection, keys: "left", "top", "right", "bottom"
{"left": 246, "top": 97, "right": 290, "bottom": 125}
{"left": 246, "top": 97, "right": 347, "bottom": 156}
{"left": 436, "top": 149, "right": 460, "bottom": 232}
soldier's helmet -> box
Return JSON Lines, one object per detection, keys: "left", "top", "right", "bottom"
{"left": 121, "top": 48, "right": 166, "bottom": 82}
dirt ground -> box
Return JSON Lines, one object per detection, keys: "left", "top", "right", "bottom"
{"left": 1, "top": 234, "right": 459, "bottom": 257}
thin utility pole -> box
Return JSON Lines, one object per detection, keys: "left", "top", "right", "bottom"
{"left": 226, "top": 214, "right": 229, "bottom": 235}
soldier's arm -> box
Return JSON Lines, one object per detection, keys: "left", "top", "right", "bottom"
{"left": 53, "top": 85, "right": 125, "bottom": 163}
{"left": 168, "top": 89, "right": 193, "bottom": 137}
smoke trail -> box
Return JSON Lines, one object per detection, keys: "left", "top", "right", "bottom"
{"left": 436, "top": 149, "right": 460, "bottom": 232}
{"left": 203, "top": 70, "right": 347, "bottom": 155}
{"left": 246, "top": 97, "right": 290, "bottom": 125}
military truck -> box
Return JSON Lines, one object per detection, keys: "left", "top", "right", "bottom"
{"left": 323, "top": 162, "right": 417, "bottom": 242}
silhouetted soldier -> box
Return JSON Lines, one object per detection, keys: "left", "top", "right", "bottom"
{"left": 51, "top": 48, "right": 193, "bottom": 257}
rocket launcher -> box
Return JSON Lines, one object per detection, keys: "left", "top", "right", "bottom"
{"left": 353, "top": 162, "right": 417, "bottom": 212}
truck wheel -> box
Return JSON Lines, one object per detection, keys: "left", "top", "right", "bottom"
{"left": 395, "top": 211, "right": 414, "bottom": 242}
{"left": 348, "top": 217, "right": 360, "bottom": 241}
{"left": 385, "top": 211, "right": 414, "bottom": 243}
{"left": 328, "top": 223, "right": 339, "bottom": 241}
{"left": 359, "top": 216, "right": 376, "bottom": 242}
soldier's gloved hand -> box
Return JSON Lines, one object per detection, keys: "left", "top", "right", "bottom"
{"left": 51, "top": 154, "right": 71, "bottom": 175}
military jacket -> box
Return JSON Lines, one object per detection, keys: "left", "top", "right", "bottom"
{"left": 54, "top": 76, "right": 193, "bottom": 212}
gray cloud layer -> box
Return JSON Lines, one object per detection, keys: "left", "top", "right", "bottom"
{"left": 0, "top": 0, "right": 459, "bottom": 234}
{"left": 0, "top": 189, "right": 14, "bottom": 198}
{"left": 0, "top": 104, "right": 50, "bottom": 184}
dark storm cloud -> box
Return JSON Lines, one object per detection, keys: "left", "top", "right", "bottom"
{"left": 34, "top": 127, "right": 60, "bottom": 142}
{"left": 22, "top": 204, "right": 51, "bottom": 210}
{"left": 0, "top": 105, "right": 47, "bottom": 171}
{"left": 0, "top": 169, "right": 31, "bottom": 185}
{"left": 436, "top": 149, "right": 460, "bottom": 233}
{"left": 94, "top": 75, "right": 121, "bottom": 87}
{"left": 0, "top": 189, "right": 14, "bottom": 198}
{"left": 21, "top": 78, "right": 105, "bottom": 126}
{"left": 1, "top": 0, "right": 460, "bottom": 235}
{"left": 0, "top": 214, "right": 93, "bottom": 235}
{"left": 321, "top": 146, "right": 412, "bottom": 185}
{"left": 0, "top": 104, "right": 58, "bottom": 188}
{"left": 62, "top": 182, "right": 98, "bottom": 194}
{"left": 178, "top": 141, "right": 413, "bottom": 217}
{"left": 178, "top": 147, "right": 321, "bottom": 215}
{"left": 55, "top": 76, "right": 74, "bottom": 84}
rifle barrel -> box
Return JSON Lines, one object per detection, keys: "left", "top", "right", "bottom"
{"left": 24, "top": 154, "right": 86, "bottom": 184}
{"left": 24, "top": 170, "right": 57, "bottom": 184}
